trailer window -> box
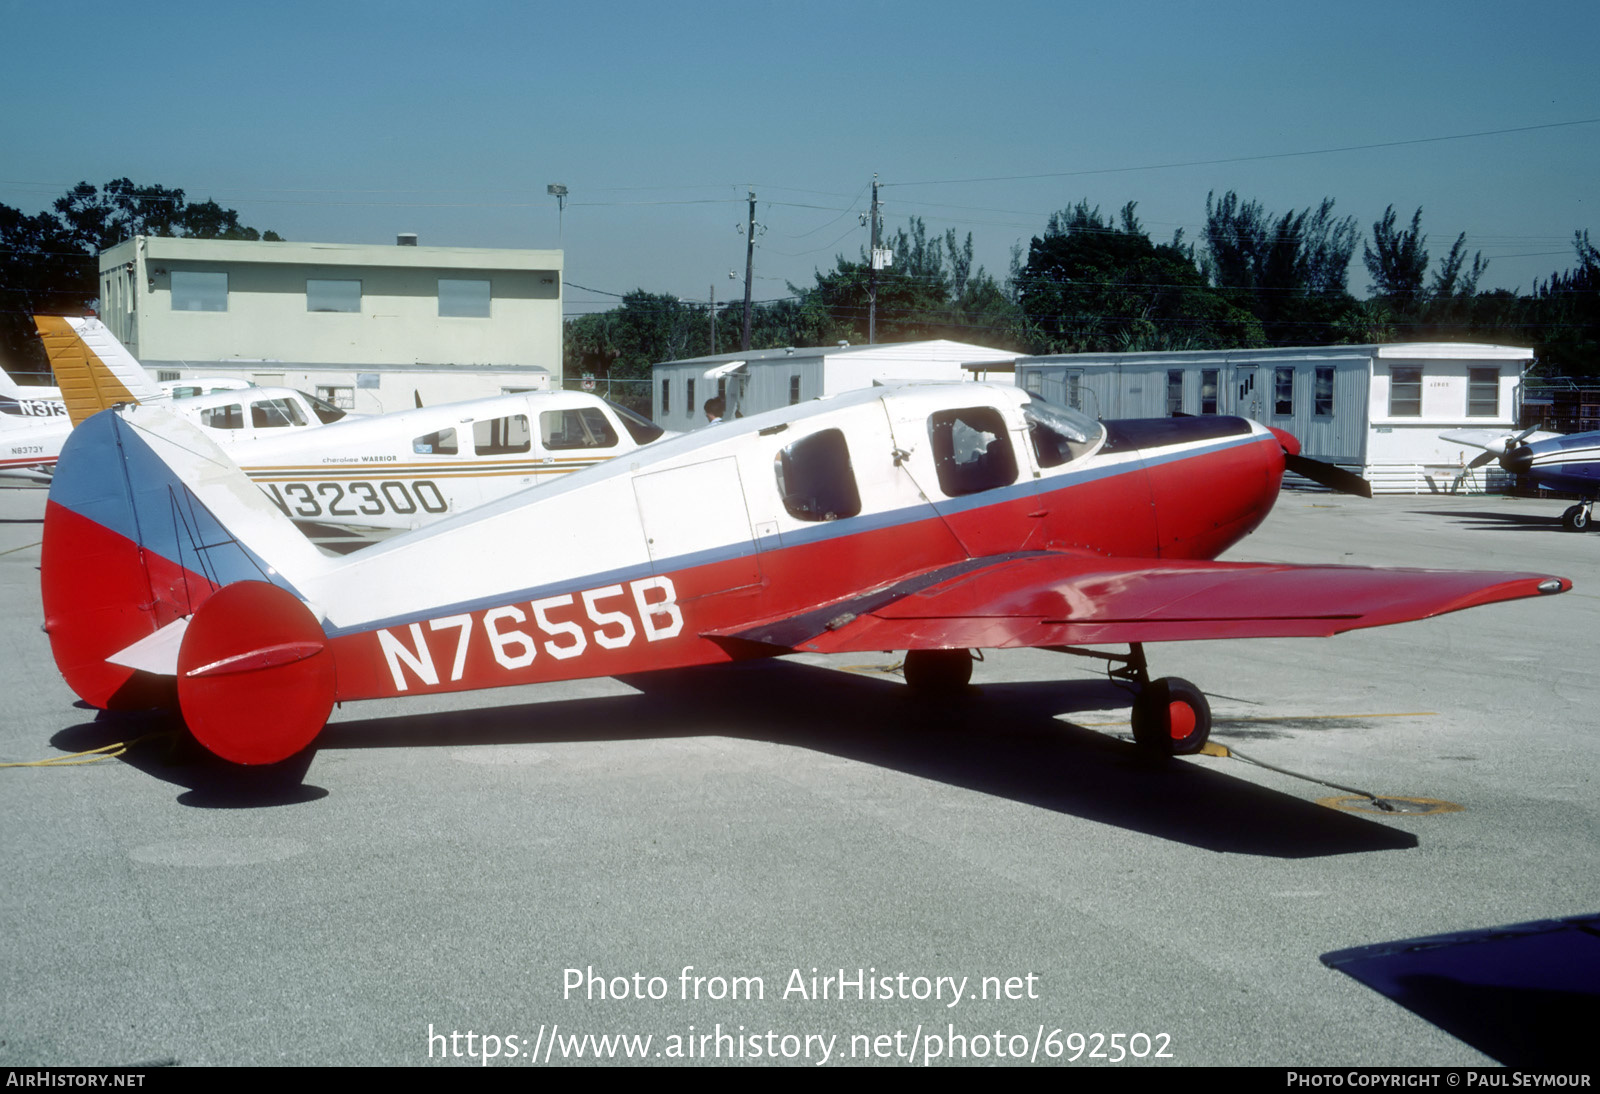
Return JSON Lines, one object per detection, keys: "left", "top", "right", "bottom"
{"left": 930, "top": 407, "right": 1017, "bottom": 496}
{"left": 1274, "top": 367, "right": 1294, "bottom": 416}
{"left": 1314, "top": 367, "right": 1334, "bottom": 417}
{"left": 1468, "top": 368, "right": 1499, "bottom": 417}
{"left": 541, "top": 408, "right": 619, "bottom": 450}
{"left": 1166, "top": 370, "right": 1184, "bottom": 415}
{"left": 1200, "top": 370, "right": 1219, "bottom": 414}
{"left": 775, "top": 428, "right": 860, "bottom": 521}
{"left": 1389, "top": 367, "right": 1422, "bottom": 417}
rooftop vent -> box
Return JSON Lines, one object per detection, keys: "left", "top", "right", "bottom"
{"left": 397, "top": 233, "right": 418, "bottom": 247}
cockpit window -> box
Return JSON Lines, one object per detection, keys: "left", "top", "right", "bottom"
{"left": 1023, "top": 395, "right": 1104, "bottom": 468}
{"left": 541, "top": 408, "right": 619, "bottom": 450}
{"left": 303, "top": 390, "right": 347, "bottom": 424}
{"left": 413, "top": 428, "right": 458, "bottom": 455}
{"left": 251, "top": 398, "right": 308, "bottom": 429}
{"left": 929, "top": 407, "right": 1017, "bottom": 496}
{"left": 775, "top": 428, "right": 860, "bottom": 522}
{"left": 200, "top": 404, "right": 243, "bottom": 430}
{"left": 473, "top": 414, "right": 531, "bottom": 455}
{"left": 603, "top": 398, "right": 666, "bottom": 445}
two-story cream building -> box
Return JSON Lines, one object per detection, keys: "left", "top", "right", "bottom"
{"left": 97, "top": 235, "right": 562, "bottom": 411}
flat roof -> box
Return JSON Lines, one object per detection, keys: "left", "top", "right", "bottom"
{"left": 100, "top": 235, "right": 562, "bottom": 273}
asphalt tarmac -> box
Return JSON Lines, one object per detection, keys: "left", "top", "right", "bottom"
{"left": 2, "top": 483, "right": 1596, "bottom": 1068}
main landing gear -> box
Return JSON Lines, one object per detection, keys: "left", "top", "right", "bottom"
{"left": 902, "top": 648, "right": 974, "bottom": 695}
{"left": 901, "top": 643, "right": 1213, "bottom": 759}
{"left": 1562, "top": 502, "right": 1593, "bottom": 533}
{"left": 1051, "top": 642, "right": 1212, "bottom": 759}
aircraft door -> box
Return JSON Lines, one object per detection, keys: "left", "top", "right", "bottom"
{"left": 884, "top": 401, "right": 1042, "bottom": 559}
{"left": 631, "top": 456, "right": 761, "bottom": 598}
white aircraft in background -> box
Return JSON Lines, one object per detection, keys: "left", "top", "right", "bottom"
{"left": 3, "top": 316, "right": 339, "bottom": 482}
{"left": 225, "top": 390, "right": 666, "bottom": 530}
{"left": 22, "top": 314, "right": 670, "bottom": 529}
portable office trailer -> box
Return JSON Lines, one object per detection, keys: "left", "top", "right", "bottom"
{"left": 651, "top": 340, "right": 1019, "bottom": 431}
{"left": 1015, "top": 344, "right": 1530, "bottom": 494}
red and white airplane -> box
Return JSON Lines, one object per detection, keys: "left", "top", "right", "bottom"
{"left": 41, "top": 382, "right": 1570, "bottom": 766}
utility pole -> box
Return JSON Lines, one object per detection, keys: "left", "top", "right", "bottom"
{"left": 741, "top": 191, "right": 756, "bottom": 351}
{"left": 867, "top": 174, "right": 881, "bottom": 344}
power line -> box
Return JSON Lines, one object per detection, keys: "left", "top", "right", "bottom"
{"left": 882, "top": 118, "right": 1600, "bottom": 188}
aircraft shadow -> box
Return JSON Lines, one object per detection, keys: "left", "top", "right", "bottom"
{"left": 1323, "top": 913, "right": 1600, "bottom": 1068}
{"left": 62, "top": 659, "right": 1417, "bottom": 857}
{"left": 1408, "top": 508, "right": 1566, "bottom": 532}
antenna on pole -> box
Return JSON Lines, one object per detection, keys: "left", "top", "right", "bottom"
{"left": 546, "top": 184, "right": 568, "bottom": 243}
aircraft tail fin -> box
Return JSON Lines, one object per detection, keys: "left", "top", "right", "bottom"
{"left": 42, "top": 405, "right": 333, "bottom": 710}
{"left": 35, "top": 316, "right": 162, "bottom": 425}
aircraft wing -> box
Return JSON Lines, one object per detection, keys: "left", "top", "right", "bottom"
{"left": 1441, "top": 428, "right": 1562, "bottom": 452}
{"left": 712, "top": 553, "right": 1569, "bottom": 653}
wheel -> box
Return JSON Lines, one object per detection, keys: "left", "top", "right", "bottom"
{"left": 1131, "top": 677, "right": 1212, "bottom": 758}
{"left": 902, "top": 648, "right": 974, "bottom": 695}
{"left": 1561, "top": 505, "right": 1591, "bottom": 532}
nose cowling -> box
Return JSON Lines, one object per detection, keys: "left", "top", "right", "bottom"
{"left": 1501, "top": 444, "right": 1535, "bottom": 476}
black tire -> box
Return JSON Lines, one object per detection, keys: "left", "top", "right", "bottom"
{"left": 1131, "top": 677, "right": 1212, "bottom": 758}
{"left": 1562, "top": 505, "right": 1591, "bottom": 533}
{"left": 903, "top": 649, "right": 974, "bottom": 695}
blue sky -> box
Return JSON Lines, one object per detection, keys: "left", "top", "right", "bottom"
{"left": 3, "top": 0, "right": 1596, "bottom": 317}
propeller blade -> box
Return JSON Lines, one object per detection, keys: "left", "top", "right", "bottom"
{"left": 1449, "top": 451, "right": 1498, "bottom": 494}
{"left": 1284, "top": 453, "right": 1372, "bottom": 498}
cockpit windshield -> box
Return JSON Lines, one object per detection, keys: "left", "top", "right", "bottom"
{"left": 1023, "top": 395, "right": 1104, "bottom": 468}
{"left": 603, "top": 397, "right": 666, "bottom": 445}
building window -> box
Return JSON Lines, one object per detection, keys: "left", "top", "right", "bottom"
{"left": 1200, "top": 369, "right": 1219, "bottom": 414}
{"left": 316, "top": 385, "right": 355, "bottom": 410}
{"left": 1166, "top": 370, "right": 1184, "bottom": 415}
{"left": 439, "top": 278, "right": 491, "bottom": 318}
{"left": 172, "top": 271, "right": 227, "bottom": 312}
{"left": 1467, "top": 368, "right": 1499, "bottom": 417}
{"left": 1023, "top": 371, "right": 1043, "bottom": 396}
{"left": 661, "top": 379, "right": 670, "bottom": 416}
{"left": 929, "top": 407, "right": 1017, "bottom": 497}
{"left": 307, "top": 279, "right": 361, "bottom": 313}
{"left": 789, "top": 375, "right": 801, "bottom": 405}
{"left": 686, "top": 378, "right": 696, "bottom": 415}
{"left": 1314, "top": 367, "right": 1334, "bottom": 417}
{"left": 1389, "top": 367, "right": 1423, "bottom": 417}
{"left": 1274, "top": 367, "right": 1294, "bottom": 416}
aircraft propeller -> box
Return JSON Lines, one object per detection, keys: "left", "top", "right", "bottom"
{"left": 1449, "top": 427, "right": 1540, "bottom": 493}
{"left": 1268, "top": 427, "right": 1372, "bottom": 498}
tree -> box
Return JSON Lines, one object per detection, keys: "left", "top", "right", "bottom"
{"left": 791, "top": 217, "right": 1028, "bottom": 348}
{"left": 1203, "top": 191, "right": 1360, "bottom": 344}
{"left": 1014, "top": 201, "right": 1262, "bottom": 353}
{"left": 1, "top": 179, "right": 280, "bottom": 374}
{"left": 1363, "top": 206, "right": 1429, "bottom": 304}
{"left": 1528, "top": 230, "right": 1600, "bottom": 377}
